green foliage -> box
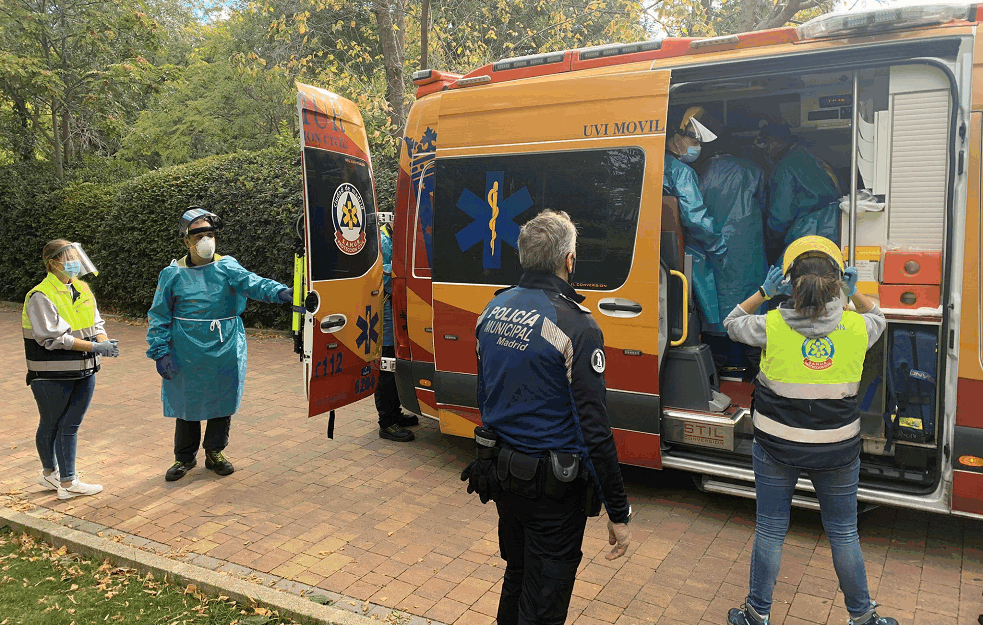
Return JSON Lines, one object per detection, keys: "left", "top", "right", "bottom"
{"left": 0, "top": 0, "right": 165, "bottom": 174}
{"left": 0, "top": 160, "right": 62, "bottom": 301}
{"left": 95, "top": 147, "right": 302, "bottom": 328}
{"left": 0, "top": 148, "right": 303, "bottom": 330}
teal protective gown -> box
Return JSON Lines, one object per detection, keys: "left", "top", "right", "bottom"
{"left": 663, "top": 153, "right": 728, "bottom": 326}
{"left": 697, "top": 155, "right": 769, "bottom": 332}
{"left": 766, "top": 144, "right": 841, "bottom": 257}
{"left": 146, "top": 255, "right": 287, "bottom": 421}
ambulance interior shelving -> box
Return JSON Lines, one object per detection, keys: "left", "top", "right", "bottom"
{"left": 661, "top": 61, "right": 949, "bottom": 497}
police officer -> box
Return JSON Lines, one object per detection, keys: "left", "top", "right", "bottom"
{"left": 462, "top": 209, "right": 631, "bottom": 625}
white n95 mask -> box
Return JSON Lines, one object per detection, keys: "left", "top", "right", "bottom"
{"left": 196, "top": 236, "right": 216, "bottom": 258}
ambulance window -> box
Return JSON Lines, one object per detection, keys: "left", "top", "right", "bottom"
{"left": 304, "top": 147, "right": 379, "bottom": 281}
{"left": 433, "top": 147, "right": 643, "bottom": 290}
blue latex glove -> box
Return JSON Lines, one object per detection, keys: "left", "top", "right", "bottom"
{"left": 155, "top": 353, "right": 178, "bottom": 380}
{"left": 91, "top": 339, "right": 119, "bottom": 357}
{"left": 277, "top": 288, "right": 293, "bottom": 304}
{"left": 843, "top": 266, "right": 859, "bottom": 297}
{"left": 761, "top": 265, "right": 792, "bottom": 298}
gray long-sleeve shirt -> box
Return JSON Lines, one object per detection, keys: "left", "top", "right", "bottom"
{"left": 26, "top": 290, "right": 106, "bottom": 350}
{"left": 723, "top": 295, "right": 886, "bottom": 349}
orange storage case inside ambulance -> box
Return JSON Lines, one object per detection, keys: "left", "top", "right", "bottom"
{"left": 877, "top": 284, "right": 940, "bottom": 310}
{"left": 882, "top": 251, "right": 942, "bottom": 285}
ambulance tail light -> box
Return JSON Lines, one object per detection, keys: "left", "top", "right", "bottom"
{"left": 797, "top": 3, "right": 975, "bottom": 40}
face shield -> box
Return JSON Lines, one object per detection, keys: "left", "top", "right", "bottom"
{"left": 179, "top": 207, "right": 222, "bottom": 238}
{"left": 44, "top": 242, "right": 98, "bottom": 278}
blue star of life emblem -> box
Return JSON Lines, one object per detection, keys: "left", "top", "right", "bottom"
{"left": 356, "top": 305, "right": 379, "bottom": 355}
{"left": 455, "top": 171, "right": 533, "bottom": 269}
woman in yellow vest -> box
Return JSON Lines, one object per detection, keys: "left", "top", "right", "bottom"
{"left": 723, "top": 236, "right": 894, "bottom": 625}
{"left": 22, "top": 239, "right": 119, "bottom": 500}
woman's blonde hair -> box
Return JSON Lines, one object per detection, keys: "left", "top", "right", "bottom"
{"left": 790, "top": 256, "right": 843, "bottom": 320}
{"left": 42, "top": 239, "right": 73, "bottom": 273}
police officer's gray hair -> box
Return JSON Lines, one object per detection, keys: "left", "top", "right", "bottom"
{"left": 518, "top": 210, "right": 577, "bottom": 274}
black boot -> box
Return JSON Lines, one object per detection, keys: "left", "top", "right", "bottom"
{"left": 165, "top": 459, "right": 197, "bottom": 482}
{"left": 204, "top": 450, "right": 234, "bottom": 475}
{"left": 380, "top": 424, "right": 415, "bottom": 442}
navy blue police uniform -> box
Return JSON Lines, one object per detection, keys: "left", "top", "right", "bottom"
{"left": 476, "top": 270, "right": 630, "bottom": 625}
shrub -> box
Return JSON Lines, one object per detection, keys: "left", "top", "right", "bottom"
{"left": 1, "top": 144, "right": 396, "bottom": 331}
{"left": 94, "top": 148, "right": 303, "bottom": 329}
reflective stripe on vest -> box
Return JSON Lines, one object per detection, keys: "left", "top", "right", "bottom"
{"left": 758, "top": 309, "right": 867, "bottom": 400}
{"left": 21, "top": 274, "right": 100, "bottom": 375}
{"left": 753, "top": 410, "right": 861, "bottom": 444}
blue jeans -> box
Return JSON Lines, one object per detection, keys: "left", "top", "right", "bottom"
{"left": 32, "top": 375, "right": 96, "bottom": 483}
{"left": 749, "top": 441, "right": 873, "bottom": 619}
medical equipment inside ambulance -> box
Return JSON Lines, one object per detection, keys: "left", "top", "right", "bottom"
{"left": 660, "top": 63, "right": 946, "bottom": 490}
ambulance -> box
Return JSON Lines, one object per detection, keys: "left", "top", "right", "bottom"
{"left": 296, "top": 3, "right": 983, "bottom": 518}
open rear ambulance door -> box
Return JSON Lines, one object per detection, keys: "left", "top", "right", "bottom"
{"left": 431, "top": 66, "right": 672, "bottom": 467}
{"left": 297, "top": 82, "right": 384, "bottom": 419}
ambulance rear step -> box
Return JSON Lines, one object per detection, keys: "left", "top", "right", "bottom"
{"left": 696, "top": 475, "right": 821, "bottom": 511}
{"left": 662, "top": 407, "right": 750, "bottom": 451}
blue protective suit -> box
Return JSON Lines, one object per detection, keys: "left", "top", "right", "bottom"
{"left": 766, "top": 144, "right": 841, "bottom": 257}
{"left": 146, "top": 255, "right": 288, "bottom": 421}
{"left": 664, "top": 152, "right": 728, "bottom": 326}
{"left": 696, "top": 155, "right": 769, "bottom": 332}
{"left": 381, "top": 228, "right": 394, "bottom": 347}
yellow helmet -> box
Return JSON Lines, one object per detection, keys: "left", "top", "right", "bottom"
{"left": 782, "top": 235, "right": 844, "bottom": 276}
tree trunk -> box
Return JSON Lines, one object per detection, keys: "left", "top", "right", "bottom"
{"left": 373, "top": 0, "right": 406, "bottom": 139}
{"left": 755, "top": 0, "right": 817, "bottom": 30}
{"left": 61, "top": 109, "right": 70, "bottom": 166}
{"left": 421, "top": 0, "right": 430, "bottom": 69}
{"left": 51, "top": 101, "right": 63, "bottom": 181}
{"left": 12, "top": 97, "right": 34, "bottom": 161}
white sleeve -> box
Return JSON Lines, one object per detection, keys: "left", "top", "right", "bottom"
{"left": 26, "top": 293, "right": 76, "bottom": 350}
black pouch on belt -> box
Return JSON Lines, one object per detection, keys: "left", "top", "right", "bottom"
{"left": 508, "top": 452, "right": 542, "bottom": 499}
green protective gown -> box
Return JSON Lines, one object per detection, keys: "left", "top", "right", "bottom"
{"left": 664, "top": 152, "right": 728, "bottom": 326}
{"left": 766, "top": 144, "right": 841, "bottom": 258}
{"left": 146, "top": 255, "right": 287, "bottom": 421}
{"left": 697, "top": 154, "right": 769, "bottom": 333}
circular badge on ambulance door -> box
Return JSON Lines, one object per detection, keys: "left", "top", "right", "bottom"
{"left": 331, "top": 183, "right": 367, "bottom": 256}
{"left": 591, "top": 348, "right": 606, "bottom": 373}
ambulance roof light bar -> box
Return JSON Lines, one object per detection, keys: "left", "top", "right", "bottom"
{"left": 797, "top": 3, "right": 975, "bottom": 40}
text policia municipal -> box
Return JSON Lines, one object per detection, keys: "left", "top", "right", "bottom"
{"left": 484, "top": 306, "right": 540, "bottom": 351}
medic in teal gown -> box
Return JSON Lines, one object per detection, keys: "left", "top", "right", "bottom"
{"left": 662, "top": 107, "right": 729, "bottom": 327}
{"left": 147, "top": 208, "right": 293, "bottom": 483}
{"left": 146, "top": 254, "right": 288, "bottom": 421}
{"left": 754, "top": 124, "right": 841, "bottom": 263}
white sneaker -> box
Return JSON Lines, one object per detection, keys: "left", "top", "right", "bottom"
{"left": 57, "top": 480, "right": 103, "bottom": 500}
{"left": 39, "top": 470, "right": 60, "bottom": 491}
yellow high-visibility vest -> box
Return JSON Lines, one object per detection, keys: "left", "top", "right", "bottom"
{"left": 759, "top": 309, "right": 867, "bottom": 400}
{"left": 21, "top": 273, "right": 100, "bottom": 377}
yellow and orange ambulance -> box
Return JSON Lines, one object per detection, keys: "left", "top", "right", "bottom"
{"left": 297, "top": 3, "right": 983, "bottom": 518}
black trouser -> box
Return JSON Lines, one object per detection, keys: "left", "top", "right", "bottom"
{"left": 495, "top": 484, "right": 587, "bottom": 625}
{"left": 174, "top": 416, "right": 231, "bottom": 463}
{"left": 375, "top": 345, "right": 401, "bottom": 428}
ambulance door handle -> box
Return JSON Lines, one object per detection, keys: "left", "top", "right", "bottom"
{"left": 598, "top": 298, "right": 643, "bottom": 318}
{"left": 669, "top": 270, "right": 689, "bottom": 347}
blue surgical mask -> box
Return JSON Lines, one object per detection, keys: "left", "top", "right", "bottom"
{"left": 61, "top": 260, "right": 81, "bottom": 277}
{"left": 678, "top": 145, "right": 701, "bottom": 163}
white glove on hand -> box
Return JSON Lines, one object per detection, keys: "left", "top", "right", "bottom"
{"left": 91, "top": 340, "right": 119, "bottom": 358}
{"left": 606, "top": 518, "right": 631, "bottom": 560}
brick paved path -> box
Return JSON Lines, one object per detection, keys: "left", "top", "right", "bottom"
{"left": 2, "top": 306, "right": 981, "bottom": 625}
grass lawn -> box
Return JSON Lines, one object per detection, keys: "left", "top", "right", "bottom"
{"left": 0, "top": 526, "right": 299, "bottom": 625}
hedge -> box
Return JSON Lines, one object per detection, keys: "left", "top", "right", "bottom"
{"left": 1, "top": 147, "right": 400, "bottom": 330}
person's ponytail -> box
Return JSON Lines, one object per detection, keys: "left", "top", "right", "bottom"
{"left": 790, "top": 257, "right": 842, "bottom": 320}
